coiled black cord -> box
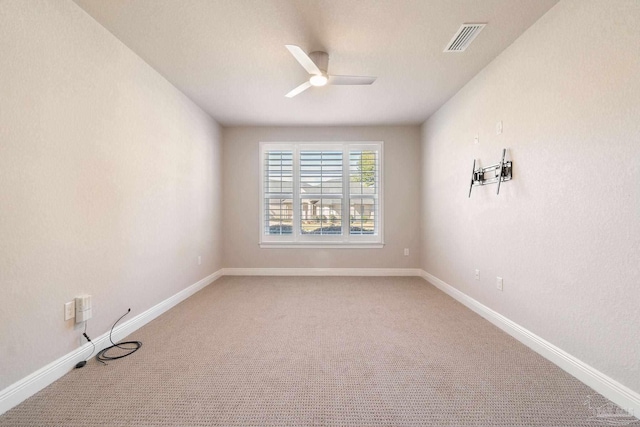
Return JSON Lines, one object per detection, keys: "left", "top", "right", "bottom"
{"left": 95, "top": 309, "right": 142, "bottom": 365}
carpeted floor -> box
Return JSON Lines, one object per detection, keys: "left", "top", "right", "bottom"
{"left": 1, "top": 276, "right": 635, "bottom": 426}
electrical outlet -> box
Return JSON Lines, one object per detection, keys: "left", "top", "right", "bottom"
{"left": 403, "top": 248, "right": 409, "bottom": 256}
{"left": 75, "top": 295, "right": 92, "bottom": 323}
{"left": 64, "top": 301, "right": 75, "bottom": 321}
{"left": 197, "top": 255, "right": 202, "bottom": 265}
{"left": 496, "top": 121, "right": 503, "bottom": 135}
{"left": 474, "top": 134, "right": 479, "bottom": 144}
{"left": 475, "top": 269, "right": 480, "bottom": 280}
{"left": 497, "top": 277, "right": 503, "bottom": 291}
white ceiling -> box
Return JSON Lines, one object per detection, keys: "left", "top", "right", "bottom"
{"left": 73, "top": 0, "right": 559, "bottom": 126}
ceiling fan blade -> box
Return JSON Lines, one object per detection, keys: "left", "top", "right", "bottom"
{"left": 285, "top": 81, "right": 312, "bottom": 98}
{"left": 328, "top": 75, "right": 377, "bottom": 85}
{"left": 285, "top": 45, "right": 321, "bottom": 75}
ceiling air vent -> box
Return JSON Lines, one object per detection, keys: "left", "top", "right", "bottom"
{"left": 444, "top": 23, "right": 486, "bottom": 52}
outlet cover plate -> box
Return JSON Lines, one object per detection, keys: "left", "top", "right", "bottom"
{"left": 64, "top": 301, "right": 75, "bottom": 321}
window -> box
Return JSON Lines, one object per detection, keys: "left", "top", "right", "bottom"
{"left": 260, "top": 142, "right": 383, "bottom": 248}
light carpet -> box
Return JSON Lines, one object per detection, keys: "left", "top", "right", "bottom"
{"left": 1, "top": 276, "right": 635, "bottom": 426}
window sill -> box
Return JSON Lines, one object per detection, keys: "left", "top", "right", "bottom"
{"left": 259, "top": 243, "right": 384, "bottom": 249}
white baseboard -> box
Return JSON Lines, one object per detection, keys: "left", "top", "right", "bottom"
{"left": 0, "top": 269, "right": 223, "bottom": 416}
{"left": 222, "top": 267, "right": 422, "bottom": 276}
{"left": 419, "top": 270, "right": 640, "bottom": 418}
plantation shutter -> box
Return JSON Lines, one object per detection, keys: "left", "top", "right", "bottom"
{"left": 299, "top": 150, "right": 343, "bottom": 235}
{"left": 263, "top": 149, "right": 293, "bottom": 235}
{"left": 349, "top": 149, "right": 379, "bottom": 235}
{"left": 260, "top": 141, "right": 383, "bottom": 246}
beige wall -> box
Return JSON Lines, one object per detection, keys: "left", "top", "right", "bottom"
{"left": 223, "top": 126, "right": 421, "bottom": 268}
{"left": 420, "top": 0, "right": 640, "bottom": 392}
{"left": 0, "top": 0, "right": 223, "bottom": 389}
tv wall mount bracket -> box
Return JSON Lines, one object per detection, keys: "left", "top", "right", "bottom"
{"left": 468, "top": 148, "right": 512, "bottom": 198}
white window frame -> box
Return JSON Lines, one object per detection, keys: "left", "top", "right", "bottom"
{"left": 259, "top": 141, "right": 384, "bottom": 248}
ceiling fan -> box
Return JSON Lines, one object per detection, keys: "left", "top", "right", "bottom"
{"left": 284, "top": 45, "right": 376, "bottom": 98}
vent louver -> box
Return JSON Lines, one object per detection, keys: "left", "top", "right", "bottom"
{"left": 444, "top": 23, "right": 486, "bottom": 52}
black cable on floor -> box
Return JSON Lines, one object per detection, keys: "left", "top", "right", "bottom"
{"left": 95, "top": 308, "right": 142, "bottom": 365}
{"left": 75, "top": 321, "right": 96, "bottom": 369}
